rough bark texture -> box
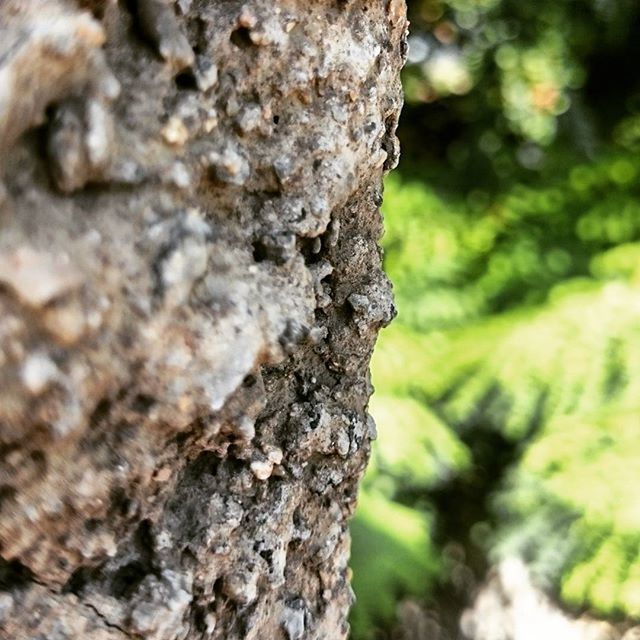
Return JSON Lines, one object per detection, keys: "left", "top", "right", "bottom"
{"left": 0, "top": 1, "right": 406, "bottom": 638}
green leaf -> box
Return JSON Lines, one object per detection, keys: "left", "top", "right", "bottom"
{"left": 349, "top": 490, "right": 439, "bottom": 638}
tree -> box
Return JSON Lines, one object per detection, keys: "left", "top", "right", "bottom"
{"left": 0, "top": 1, "right": 407, "bottom": 638}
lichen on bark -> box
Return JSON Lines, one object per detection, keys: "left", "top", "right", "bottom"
{"left": 0, "top": 1, "right": 407, "bottom": 638}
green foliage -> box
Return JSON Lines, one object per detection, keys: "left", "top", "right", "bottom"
{"left": 366, "top": 394, "right": 470, "bottom": 493}
{"left": 384, "top": 153, "right": 640, "bottom": 332}
{"left": 496, "top": 409, "right": 640, "bottom": 616}
{"left": 590, "top": 243, "right": 640, "bottom": 281}
{"left": 431, "top": 281, "right": 640, "bottom": 439}
{"left": 404, "top": 0, "right": 637, "bottom": 142}
{"left": 350, "top": 491, "right": 440, "bottom": 638}
{"left": 352, "top": 179, "right": 640, "bottom": 634}
{"left": 349, "top": 346, "right": 472, "bottom": 635}
{"left": 349, "top": 0, "right": 640, "bottom": 636}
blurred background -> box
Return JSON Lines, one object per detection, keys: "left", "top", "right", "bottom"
{"left": 349, "top": 1, "right": 640, "bottom": 638}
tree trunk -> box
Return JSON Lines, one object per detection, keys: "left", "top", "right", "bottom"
{"left": 0, "top": 1, "right": 406, "bottom": 638}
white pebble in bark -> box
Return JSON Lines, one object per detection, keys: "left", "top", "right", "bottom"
{"left": 136, "top": 0, "right": 195, "bottom": 71}
{"left": 205, "top": 613, "right": 217, "bottom": 634}
{"left": 265, "top": 446, "right": 283, "bottom": 465}
{"left": 21, "top": 353, "right": 59, "bottom": 395}
{"left": 224, "top": 567, "right": 259, "bottom": 605}
{"left": 162, "top": 238, "right": 209, "bottom": 304}
{"left": 207, "top": 146, "right": 250, "bottom": 185}
{"left": 236, "top": 104, "right": 262, "bottom": 134}
{"left": 162, "top": 117, "right": 189, "bottom": 147}
{"left": 129, "top": 570, "right": 192, "bottom": 639}
{"left": 162, "top": 161, "right": 192, "bottom": 189}
{"left": 0, "top": 593, "right": 14, "bottom": 623}
{"left": 236, "top": 416, "right": 256, "bottom": 441}
{"left": 195, "top": 55, "right": 218, "bottom": 92}
{"left": 282, "top": 602, "right": 305, "bottom": 640}
{"left": 85, "top": 99, "right": 113, "bottom": 169}
{"left": 42, "top": 300, "right": 86, "bottom": 345}
{"left": 250, "top": 459, "right": 274, "bottom": 480}
{"left": 0, "top": 247, "right": 83, "bottom": 308}
{"left": 156, "top": 530, "right": 173, "bottom": 550}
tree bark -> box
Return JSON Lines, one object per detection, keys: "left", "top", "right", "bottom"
{"left": 0, "top": 1, "right": 406, "bottom": 638}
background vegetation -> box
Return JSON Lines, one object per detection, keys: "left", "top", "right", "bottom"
{"left": 350, "top": 1, "right": 640, "bottom": 637}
